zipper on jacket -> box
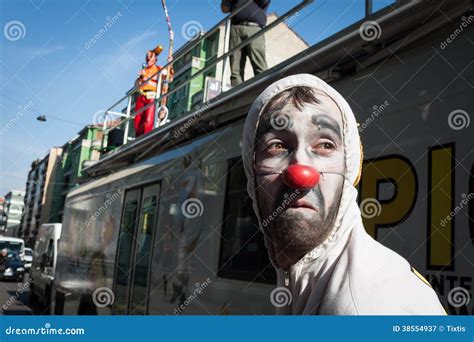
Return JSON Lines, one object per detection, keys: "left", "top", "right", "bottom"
{"left": 284, "top": 271, "right": 289, "bottom": 287}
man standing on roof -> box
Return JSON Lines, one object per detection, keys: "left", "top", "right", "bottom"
{"left": 242, "top": 74, "right": 446, "bottom": 315}
{"left": 221, "top": 0, "right": 269, "bottom": 86}
{"left": 134, "top": 50, "right": 170, "bottom": 137}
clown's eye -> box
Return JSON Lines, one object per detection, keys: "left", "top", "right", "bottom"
{"left": 312, "top": 141, "right": 335, "bottom": 155}
{"left": 266, "top": 142, "right": 287, "bottom": 154}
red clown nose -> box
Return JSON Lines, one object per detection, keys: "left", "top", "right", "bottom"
{"left": 283, "top": 164, "right": 320, "bottom": 190}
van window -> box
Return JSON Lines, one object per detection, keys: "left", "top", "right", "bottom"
{"left": 114, "top": 198, "right": 139, "bottom": 314}
{"left": 140, "top": 196, "right": 156, "bottom": 236}
{"left": 0, "top": 241, "right": 22, "bottom": 254}
{"left": 129, "top": 194, "right": 158, "bottom": 314}
{"left": 46, "top": 239, "right": 54, "bottom": 266}
{"left": 218, "top": 158, "right": 276, "bottom": 284}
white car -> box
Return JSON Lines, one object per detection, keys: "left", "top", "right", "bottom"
{"left": 23, "top": 247, "right": 33, "bottom": 271}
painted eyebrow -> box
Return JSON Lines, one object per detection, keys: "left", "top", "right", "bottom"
{"left": 255, "top": 113, "right": 342, "bottom": 140}
{"left": 311, "top": 114, "right": 341, "bottom": 139}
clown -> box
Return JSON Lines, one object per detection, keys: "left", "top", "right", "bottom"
{"left": 242, "top": 74, "right": 446, "bottom": 315}
{"left": 134, "top": 49, "right": 172, "bottom": 137}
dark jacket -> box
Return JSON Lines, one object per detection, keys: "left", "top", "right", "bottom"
{"left": 227, "top": 0, "right": 270, "bottom": 27}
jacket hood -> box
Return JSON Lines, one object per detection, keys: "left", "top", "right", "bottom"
{"left": 242, "top": 73, "right": 364, "bottom": 269}
{"left": 242, "top": 74, "right": 447, "bottom": 316}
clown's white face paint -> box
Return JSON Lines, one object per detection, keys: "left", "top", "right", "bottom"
{"left": 254, "top": 94, "right": 346, "bottom": 268}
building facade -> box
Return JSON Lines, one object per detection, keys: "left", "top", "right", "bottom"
{"left": 50, "top": 125, "right": 103, "bottom": 223}
{"left": 0, "top": 197, "right": 5, "bottom": 231}
{"left": 1, "top": 190, "right": 25, "bottom": 237}
{"left": 19, "top": 148, "right": 62, "bottom": 245}
{"left": 19, "top": 125, "right": 103, "bottom": 246}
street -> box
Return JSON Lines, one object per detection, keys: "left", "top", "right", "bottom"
{"left": 0, "top": 273, "right": 35, "bottom": 315}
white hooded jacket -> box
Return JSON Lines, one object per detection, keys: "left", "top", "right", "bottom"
{"left": 242, "top": 74, "right": 446, "bottom": 315}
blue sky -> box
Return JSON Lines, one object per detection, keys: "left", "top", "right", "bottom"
{"left": 0, "top": 0, "right": 395, "bottom": 195}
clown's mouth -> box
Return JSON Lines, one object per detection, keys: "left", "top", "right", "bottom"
{"left": 287, "top": 199, "right": 318, "bottom": 211}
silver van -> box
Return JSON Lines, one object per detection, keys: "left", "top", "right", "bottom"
{"left": 29, "top": 223, "right": 61, "bottom": 312}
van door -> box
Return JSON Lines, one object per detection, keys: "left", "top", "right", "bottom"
{"left": 112, "top": 189, "right": 141, "bottom": 314}
{"left": 112, "top": 184, "right": 160, "bottom": 315}
{"left": 129, "top": 183, "right": 160, "bottom": 314}
{"left": 32, "top": 235, "right": 48, "bottom": 297}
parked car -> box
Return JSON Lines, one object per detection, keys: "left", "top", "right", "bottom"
{"left": 24, "top": 247, "right": 33, "bottom": 271}
{"left": 1, "top": 252, "right": 25, "bottom": 282}
{"left": 29, "top": 223, "right": 61, "bottom": 312}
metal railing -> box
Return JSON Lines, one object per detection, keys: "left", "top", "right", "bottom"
{"left": 98, "top": 0, "right": 314, "bottom": 152}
